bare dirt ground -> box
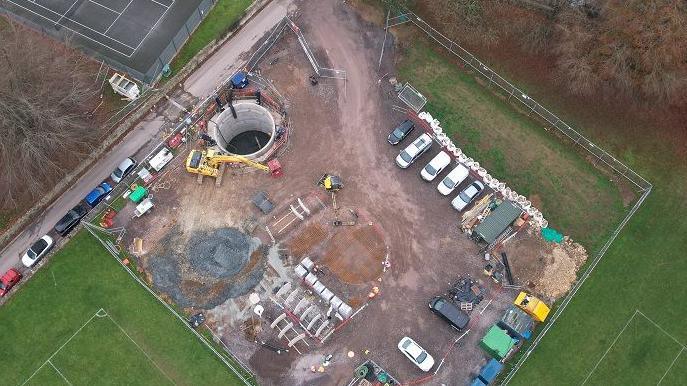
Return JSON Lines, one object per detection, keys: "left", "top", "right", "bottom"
{"left": 122, "top": 1, "right": 533, "bottom": 384}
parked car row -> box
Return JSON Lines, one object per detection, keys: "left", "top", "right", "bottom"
{"left": 1, "top": 157, "right": 139, "bottom": 297}
{"left": 388, "top": 119, "right": 476, "bottom": 372}
{"left": 389, "top": 120, "right": 486, "bottom": 213}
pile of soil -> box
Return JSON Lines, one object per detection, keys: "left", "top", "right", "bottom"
{"left": 505, "top": 226, "right": 589, "bottom": 300}
{"left": 145, "top": 226, "right": 266, "bottom": 308}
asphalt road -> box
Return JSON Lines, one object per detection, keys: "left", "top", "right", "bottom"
{"left": 0, "top": 0, "right": 292, "bottom": 275}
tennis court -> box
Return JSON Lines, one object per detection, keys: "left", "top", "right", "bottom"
{"left": 1, "top": 0, "right": 208, "bottom": 80}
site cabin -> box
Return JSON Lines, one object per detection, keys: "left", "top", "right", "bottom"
{"left": 479, "top": 324, "right": 518, "bottom": 361}
{"left": 473, "top": 201, "right": 522, "bottom": 244}
{"left": 498, "top": 306, "right": 534, "bottom": 341}
{"left": 514, "top": 292, "right": 550, "bottom": 322}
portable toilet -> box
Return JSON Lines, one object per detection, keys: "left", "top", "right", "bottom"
{"left": 498, "top": 306, "right": 535, "bottom": 340}
{"left": 479, "top": 325, "right": 517, "bottom": 361}
{"left": 477, "top": 359, "right": 504, "bottom": 384}
{"left": 514, "top": 292, "right": 550, "bottom": 322}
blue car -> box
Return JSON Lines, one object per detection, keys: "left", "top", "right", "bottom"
{"left": 85, "top": 182, "right": 113, "bottom": 207}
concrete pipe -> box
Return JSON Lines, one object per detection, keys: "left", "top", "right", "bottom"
{"left": 209, "top": 102, "right": 276, "bottom": 159}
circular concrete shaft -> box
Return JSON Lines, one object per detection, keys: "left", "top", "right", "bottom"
{"left": 209, "top": 102, "right": 276, "bottom": 159}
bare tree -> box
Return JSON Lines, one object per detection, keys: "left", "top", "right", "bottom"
{"left": 0, "top": 21, "right": 99, "bottom": 209}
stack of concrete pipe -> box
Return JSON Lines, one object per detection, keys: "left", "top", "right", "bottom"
{"left": 417, "top": 111, "right": 548, "bottom": 229}
{"left": 294, "top": 257, "right": 353, "bottom": 319}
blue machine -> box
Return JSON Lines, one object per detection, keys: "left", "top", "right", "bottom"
{"left": 231, "top": 71, "right": 249, "bottom": 89}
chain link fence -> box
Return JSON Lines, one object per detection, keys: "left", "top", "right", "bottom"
{"left": 384, "top": 3, "right": 654, "bottom": 384}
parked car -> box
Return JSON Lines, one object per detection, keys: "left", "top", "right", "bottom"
{"left": 387, "top": 119, "right": 415, "bottom": 145}
{"left": 0, "top": 268, "right": 22, "bottom": 297}
{"left": 437, "top": 164, "right": 470, "bottom": 195}
{"left": 451, "top": 181, "right": 485, "bottom": 211}
{"left": 397, "top": 336, "right": 435, "bottom": 372}
{"left": 396, "top": 134, "right": 433, "bottom": 169}
{"left": 85, "top": 182, "right": 113, "bottom": 208}
{"left": 21, "top": 235, "right": 54, "bottom": 268}
{"left": 420, "top": 151, "right": 451, "bottom": 181}
{"left": 54, "top": 204, "right": 89, "bottom": 236}
{"left": 110, "top": 157, "right": 137, "bottom": 183}
{"left": 429, "top": 296, "right": 470, "bottom": 330}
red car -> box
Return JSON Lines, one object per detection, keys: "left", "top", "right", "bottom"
{"left": 0, "top": 268, "right": 22, "bottom": 297}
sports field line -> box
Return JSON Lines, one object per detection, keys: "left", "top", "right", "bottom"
{"left": 105, "top": 311, "right": 177, "bottom": 385}
{"left": 657, "top": 347, "right": 684, "bottom": 385}
{"left": 636, "top": 309, "right": 687, "bottom": 349}
{"left": 130, "top": 0, "right": 174, "bottom": 54}
{"left": 20, "top": 308, "right": 105, "bottom": 386}
{"left": 581, "top": 309, "right": 687, "bottom": 385}
{"left": 48, "top": 360, "right": 73, "bottom": 386}
{"left": 580, "top": 310, "right": 639, "bottom": 385}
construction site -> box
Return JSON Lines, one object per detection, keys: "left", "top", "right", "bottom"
{"left": 83, "top": 1, "right": 605, "bottom": 384}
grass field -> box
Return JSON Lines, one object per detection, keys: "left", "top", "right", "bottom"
{"left": 0, "top": 231, "right": 248, "bottom": 385}
{"left": 170, "top": 0, "right": 253, "bottom": 73}
{"left": 397, "top": 42, "right": 626, "bottom": 250}
{"left": 510, "top": 123, "right": 687, "bottom": 384}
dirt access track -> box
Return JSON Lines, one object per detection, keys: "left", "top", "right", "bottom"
{"left": 126, "top": 0, "right": 519, "bottom": 384}
{"left": 233, "top": 1, "right": 515, "bottom": 383}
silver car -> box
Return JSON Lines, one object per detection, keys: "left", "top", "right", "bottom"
{"left": 452, "top": 181, "right": 485, "bottom": 211}
{"left": 111, "top": 157, "right": 137, "bottom": 183}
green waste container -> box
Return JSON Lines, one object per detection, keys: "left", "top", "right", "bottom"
{"left": 129, "top": 186, "right": 148, "bottom": 203}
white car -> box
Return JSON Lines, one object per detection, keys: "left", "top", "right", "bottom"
{"left": 398, "top": 336, "right": 435, "bottom": 372}
{"left": 22, "top": 235, "right": 54, "bottom": 268}
{"left": 452, "top": 181, "right": 486, "bottom": 211}
{"left": 396, "top": 134, "right": 432, "bottom": 169}
{"left": 111, "top": 157, "right": 137, "bottom": 183}
{"left": 437, "top": 164, "right": 470, "bottom": 195}
{"left": 420, "top": 151, "right": 451, "bottom": 181}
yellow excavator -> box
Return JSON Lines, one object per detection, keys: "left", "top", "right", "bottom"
{"left": 186, "top": 149, "right": 270, "bottom": 179}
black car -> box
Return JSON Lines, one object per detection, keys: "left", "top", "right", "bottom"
{"left": 54, "top": 204, "right": 89, "bottom": 236}
{"left": 429, "top": 296, "right": 470, "bottom": 330}
{"left": 387, "top": 119, "right": 415, "bottom": 145}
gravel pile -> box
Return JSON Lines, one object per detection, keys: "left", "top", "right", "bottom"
{"left": 146, "top": 226, "right": 265, "bottom": 309}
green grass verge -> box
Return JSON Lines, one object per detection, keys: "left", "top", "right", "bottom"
{"left": 397, "top": 42, "right": 625, "bottom": 250}
{"left": 169, "top": 0, "right": 253, "bottom": 74}
{"left": 0, "top": 231, "right": 247, "bottom": 385}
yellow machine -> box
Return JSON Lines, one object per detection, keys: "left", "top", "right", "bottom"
{"left": 514, "top": 292, "right": 551, "bottom": 322}
{"left": 186, "top": 149, "right": 269, "bottom": 178}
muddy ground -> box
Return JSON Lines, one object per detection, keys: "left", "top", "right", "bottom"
{"left": 122, "top": 0, "right": 541, "bottom": 384}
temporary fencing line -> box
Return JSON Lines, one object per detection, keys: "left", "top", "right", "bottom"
{"left": 21, "top": 308, "right": 104, "bottom": 386}
{"left": 84, "top": 226, "right": 256, "bottom": 385}
{"left": 434, "top": 329, "right": 470, "bottom": 375}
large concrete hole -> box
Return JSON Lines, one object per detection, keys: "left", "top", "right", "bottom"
{"left": 210, "top": 102, "right": 276, "bottom": 159}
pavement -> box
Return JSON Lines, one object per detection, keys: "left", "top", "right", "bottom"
{"left": 0, "top": 0, "right": 292, "bottom": 275}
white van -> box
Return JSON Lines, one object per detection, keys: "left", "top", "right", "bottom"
{"left": 420, "top": 151, "right": 451, "bottom": 181}
{"left": 437, "top": 164, "right": 470, "bottom": 195}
